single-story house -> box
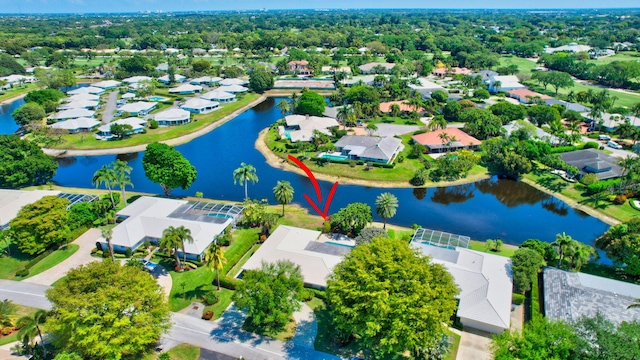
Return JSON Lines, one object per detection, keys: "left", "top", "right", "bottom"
{"left": 49, "top": 117, "right": 100, "bottom": 133}
{"left": 411, "top": 232, "right": 512, "bottom": 334}
{"left": 279, "top": 114, "right": 339, "bottom": 143}
{"left": 583, "top": 113, "right": 637, "bottom": 132}
{"left": 288, "top": 60, "right": 311, "bottom": 75}
{"left": 240, "top": 225, "right": 351, "bottom": 289}
{"left": 154, "top": 108, "right": 191, "bottom": 126}
{"left": 190, "top": 76, "right": 222, "bottom": 85}
{"left": 333, "top": 135, "right": 403, "bottom": 164}
{"left": 92, "top": 80, "right": 121, "bottom": 89}
{"left": 340, "top": 75, "right": 377, "bottom": 87}
{"left": 95, "top": 117, "right": 148, "bottom": 140}
{"left": 488, "top": 75, "right": 525, "bottom": 93}
{"left": 0, "top": 74, "right": 36, "bottom": 87}
{"left": 49, "top": 108, "right": 95, "bottom": 121}
{"left": 122, "top": 76, "right": 153, "bottom": 84}
{"left": 543, "top": 267, "right": 640, "bottom": 325}
{"left": 181, "top": 98, "right": 220, "bottom": 114}
{"left": 560, "top": 149, "right": 624, "bottom": 180}
{"left": 544, "top": 99, "right": 590, "bottom": 113}
{"left": 503, "top": 121, "right": 559, "bottom": 145}
{"left": 358, "top": 62, "right": 395, "bottom": 74}
{"left": 219, "top": 78, "right": 248, "bottom": 86}
{"left": 67, "top": 86, "right": 104, "bottom": 95}
{"left": 100, "top": 196, "right": 243, "bottom": 260}
{"left": 217, "top": 84, "right": 248, "bottom": 93}
{"left": 507, "top": 89, "right": 553, "bottom": 104}
{"left": 379, "top": 100, "right": 424, "bottom": 113}
{"left": 201, "top": 89, "right": 236, "bottom": 103}
{"left": 412, "top": 128, "right": 481, "bottom": 153}
{"left": 121, "top": 93, "right": 136, "bottom": 101}
{"left": 158, "top": 74, "right": 187, "bottom": 84}
{"left": 544, "top": 43, "right": 592, "bottom": 54}
{"left": 63, "top": 93, "right": 100, "bottom": 103}
{"left": 471, "top": 70, "right": 499, "bottom": 83}
{"left": 156, "top": 63, "right": 169, "bottom": 72}
{"left": 118, "top": 101, "right": 158, "bottom": 116}
{"left": 321, "top": 66, "right": 352, "bottom": 74}
{"left": 432, "top": 67, "right": 472, "bottom": 77}
{"left": 168, "top": 84, "right": 203, "bottom": 95}
{"left": 0, "top": 190, "right": 60, "bottom": 229}
{"left": 57, "top": 100, "right": 100, "bottom": 111}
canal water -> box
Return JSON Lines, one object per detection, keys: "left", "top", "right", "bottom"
{"left": 0, "top": 96, "right": 610, "bottom": 246}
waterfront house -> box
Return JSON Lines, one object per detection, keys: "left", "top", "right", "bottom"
{"left": 217, "top": 84, "right": 248, "bottom": 93}
{"left": 118, "top": 101, "right": 157, "bottom": 116}
{"left": 92, "top": 80, "right": 121, "bottom": 89}
{"left": 280, "top": 114, "right": 339, "bottom": 143}
{"left": 95, "top": 117, "right": 148, "bottom": 140}
{"left": 49, "top": 108, "right": 95, "bottom": 121}
{"left": 358, "top": 62, "right": 395, "bottom": 74}
{"left": 288, "top": 60, "right": 311, "bottom": 75}
{"left": 49, "top": 117, "right": 100, "bottom": 133}
{"left": 219, "top": 78, "right": 248, "bottom": 86}
{"left": 412, "top": 128, "right": 481, "bottom": 153}
{"left": 158, "top": 74, "right": 187, "bottom": 84}
{"left": 201, "top": 89, "right": 236, "bottom": 103}
{"left": 333, "top": 135, "right": 403, "bottom": 164}
{"left": 154, "top": 108, "right": 191, "bottom": 126}
{"left": 560, "top": 149, "right": 624, "bottom": 180}
{"left": 67, "top": 86, "right": 104, "bottom": 95}
{"left": 63, "top": 93, "right": 100, "bottom": 103}
{"left": 181, "top": 98, "right": 220, "bottom": 114}
{"left": 57, "top": 100, "right": 100, "bottom": 111}
{"left": 168, "top": 84, "right": 203, "bottom": 95}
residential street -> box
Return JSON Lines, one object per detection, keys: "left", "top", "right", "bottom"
{"left": 0, "top": 280, "right": 340, "bottom": 360}
{"left": 101, "top": 90, "right": 119, "bottom": 124}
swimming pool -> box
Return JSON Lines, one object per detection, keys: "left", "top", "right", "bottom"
{"left": 320, "top": 153, "right": 348, "bottom": 161}
{"left": 325, "top": 241, "right": 355, "bottom": 248}
{"left": 148, "top": 96, "right": 168, "bottom": 102}
{"left": 207, "top": 213, "right": 233, "bottom": 219}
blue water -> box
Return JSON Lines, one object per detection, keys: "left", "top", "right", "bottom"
{"left": 325, "top": 241, "right": 355, "bottom": 248}
{"left": 0, "top": 97, "right": 611, "bottom": 247}
{"left": 207, "top": 213, "right": 232, "bottom": 219}
{"left": 320, "top": 153, "right": 348, "bottom": 161}
{"left": 0, "top": 97, "right": 25, "bottom": 134}
{"left": 148, "top": 96, "right": 167, "bottom": 102}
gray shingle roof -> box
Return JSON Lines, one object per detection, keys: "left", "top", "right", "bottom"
{"left": 334, "top": 135, "right": 402, "bottom": 163}
{"left": 560, "top": 149, "right": 622, "bottom": 180}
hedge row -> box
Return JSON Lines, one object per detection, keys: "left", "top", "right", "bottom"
{"left": 549, "top": 141, "right": 599, "bottom": 154}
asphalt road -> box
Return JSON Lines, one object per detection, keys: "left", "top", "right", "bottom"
{"left": 0, "top": 280, "right": 52, "bottom": 310}
{"left": 101, "top": 91, "right": 119, "bottom": 124}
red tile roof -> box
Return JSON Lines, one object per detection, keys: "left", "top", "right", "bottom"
{"left": 507, "top": 89, "right": 552, "bottom": 101}
{"left": 379, "top": 100, "right": 424, "bottom": 113}
{"left": 412, "top": 128, "right": 481, "bottom": 147}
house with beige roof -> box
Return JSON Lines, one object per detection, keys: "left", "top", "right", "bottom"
{"left": 279, "top": 114, "right": 339, "bottom": 143}
{"left": 412, "top": 128, "right": 481, "bottom": 153}
{"left": 358, "top": 62, "right": 395, "bottom": 74}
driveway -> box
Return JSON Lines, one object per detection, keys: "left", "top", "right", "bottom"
{"left": 101, "top": 90, "right": 119, "bottom": 124}
{"left": 456, "top": 327, "right": 492, "bottom": 360}
{"left": 580, "top": 135, "right": 637, "bottom": 159}
{"left": 23, "top": 228, "right": 101, "bottom": 286}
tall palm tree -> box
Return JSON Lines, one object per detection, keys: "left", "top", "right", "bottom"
{"left": 160, "top": 226, "right": 185, "bottom": 270}
{"left": 336, "top": 105, "right": 352, "bottom": 130}
{"left": 204, "top": 243, "right": 226, "bottom": 291}
{"left": 618, "top": 156, "right": 638, "bottom": 178}
{"left": 102, "top": 228, "right": 115, "bottom": 262}
{"left": 273, "top": 180, "right": 294, "bottom": 216}
{"left": 289, "top": 92, "right": 299, "bottom": 112}
{"left": 570, "top": 243, "right": 594, "bottom": 271}
{"left": 17, "top": 309, "right": 48, "bottom": 359}
{"left": 92, "top": 165, "right": 117, "bottom": 209}
{"left": 112, "top": 160, "right": 133, "bottom": 205}
{"left": 233, "top": 163, "right": 258, "bottom": 200}
{"left": 375, "top": 192, "right": 399, "bottom": 230}
{"left": 174, "top": 226, "right": 194, "bottom": 267}
{"left": 390, "top": 103, "right": 401, "bottom": 120}
{"left": 276, "top": 99, "right": 290, "bottom": 119}
{"left": 428, "top": 115, "right": 447, "bottom": 131}
{"left": 552, "top": 232, "right": 575, "bottom": 269}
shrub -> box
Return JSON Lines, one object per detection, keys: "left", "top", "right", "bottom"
{"left": 102, "top": 250, "right": 111, "bottom": 258}
{"left": 202, "top": 310, "right": 214, "bottom": 320}
{"left": 396, "top": 154, "right": 405, "bottom": 163}
{"left": 125, "top": 248, "right": 133, "bottom": 258}
{"left": 583, "top": 141, "right": 599, "bottom": 149}
{"left": 615, "top": 194, "right": 628, "bottom": 204}
{"left": 16, "top": 269, "right": 29, "bottom": 277}
{"left": 148, "top": 119, "right": 158, "bottom": 129}
{"left": 512, "top": 293, "right": 525, "bottom": 305}
{"left": 308, "top": 288, "right": 327, "bottom": 300}
{"left": 298, "top": 288, "right": 314, "bottom": 302}
{"left": 202, "top": 292, "right": 219, "bottom": 306}
{"left": 410, "top": 169, "right": 428, "bottom": 186}
{"left": 219, "top": 276, "right": 240, "bottom": 290}
{"left": 90, "top": 247, "right": 97, "bottom": 254}
{"left": 184, "top": 262, "right": 199, "bottom": 270}
{"left": 158, "top": 353, "right": 171, "bottom": 360}
{"left": 322, "top": 221, "right": 331, "bottom": 233}
{"left": 95, "top": 250, "right": 103, "bottom": 256}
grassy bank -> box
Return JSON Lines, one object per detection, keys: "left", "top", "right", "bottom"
{"left": 25, "top": 244, "right": 79, "bottom": 278}
{"left": 51, "top": 93, "right": 260, "bottom": 150}
{"left": 0, "top": 83, "right": 40, "bottom": 103}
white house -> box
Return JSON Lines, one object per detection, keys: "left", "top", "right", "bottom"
{"left": 96, "top": 117, "right": 147, "bottom": 140}
{"left": 57, "top": 100, "right": 100, "bottom": 111}
{"left": 99, "top": 196, "right": 243, "bottom": 260}
{"left": 411, "top": 230, "right": 513, "bottom": 334}
{"left": 280, "top": 114, "right": 339, "bottom": 143}
{"left": 122, "top": 76, "right": 153, "bottom": 84}
{"left": 121, "top": 93, "right": 136, "bottom": 101}
{"left": 154, "top": 108, "right": 191, "bottom": 126}
{"left": 0, "top": 74, "right": 36, "bottom": 87}
{"left": 217, "top": 84, "right": 248, "bottom": 93}
{"left": 544, "top": 43, "right": 592, "bottom": 54}
{"left": 190, "top": 76, "right": 222, "bottom": 85}
{"left": 219, "top": 78, "right": 248, "bottom": 86}
{"left": 118, "top": 101, "right": 157, "bottom": 116}
{"left": 358, "top": 62, "right": 395, "bottom": 74}
{"left": 158, "top": 74, "right": 187, "bottom": 84}
{"left": 333, "top": 135, "right": 403, "bottom": 164}
{"left": 92, "top": 80, "right": 121, "bottom": 89}
{"left": 240, "top": 226, "right": 351, "bottom": 289}
{"left": 488, "top": 75, "right": 525, "bottom": 93}
{"left": 182, "top": 98, "right": 220, "bottom": 114}
{"left": 49, "top": 108, "right": 95, "bottom": 121}
{"left": 168, "top": 84, "right": 203, "bottom": 95}
{"left": 67, "top": 86, "right": 104, "bottom": 95}
{"left": 63, "top": 93, "right": 100, "bottom": 103}
{"left": 201, "top": 89, "right": 235, "bottom": 103}
{"left": 0, "top": 190, "right": 61, "bottom": 229}
{"left": 50, "top": 117, "right": 100, "bottom": 133}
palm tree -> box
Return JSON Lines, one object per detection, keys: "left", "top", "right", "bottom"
{"left": 552, "top": 232, "right": 575, "bottom": 269}
{"left": 273, "top": 180, "right": 294, "bottom": 216}
{"left": 569, "top": 243, "right": 594, "bottom": 271}
{"left": 336, "top": 105, "right": 352, "bottom": 130}
{"left": 17, "top": 309, "right": 48, "bottom": 359}
{"left": 289, "top": 92, "right": 299, "bottom": 112}
{"left": 428, "top": 115, "right": 447, "bottom": 131}
{"left": 112, "top": 160, "right": 133, "bottom": 205}
{"left": 92, "top": 165, "right": 117, "bottom": 209}
{"left": 175, "top": 226, "right": 194, "bottom": 267}
{"left": 375, "top": 192, "right": 399, "bottom": 230}
{"left": 233, "top": 163, "right": 259, "bottom": 200}
{"left": 619, "top": 156, "right": 638, "bottom": 178}
{"left": 102, "top": 228, "right": 115, "bottom": 262}
{"left": 493, "top": 80, "right": 502, "bottom": 93}
{"left": 366, "top": 122, "right": 378, "bottom": 136}
{"left": 276, "top": 99, "right": 290, "bottom": 119}
{"left": 204, "top": 243, "right": 226, "bottom": 291}
{"left": 160, "top": 226, "right": 185, "bottom": 270}
{"left": 390, "top": 103, "right": 401, "bottom": 120}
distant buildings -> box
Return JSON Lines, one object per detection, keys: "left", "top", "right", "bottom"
{"left": 358, "top": 62, "right": 395, "bottom": 74}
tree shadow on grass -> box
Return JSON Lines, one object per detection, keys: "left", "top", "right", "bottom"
{"left": 536, "top": 175, "right": 568, "bottom": 193}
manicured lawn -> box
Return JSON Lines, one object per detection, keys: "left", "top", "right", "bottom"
{"left": 590, "top": 51, "right": 640, "bottom": 64}
{"left": 52, "top": 93, "right": 261, "bottom": 150}
{"left": 204, "top": 288, "right": 235, "bottom": 320}
{"left": 526, "top": 80, "right": 640, "bottom": 108}
{"left": 0, "top": 83, "right": 41, "bottom": 102}
{"left": 25, "top": 244, "right": 79, "bottom": 278}
{"left": 166, "top": 344, "right": 200, "bottom": 360}
{"left": 0, "top": 304, "right": 39, "bottom": 346}
{"left": 0, "top": 245, "right": 33, "bottom": 279}
{"left": 468, "top": 240, "right": 518, "bottom": 258}
{"left": 51, "top": 275, "right": 68, "bottom": 287}
{"left": 498, "top": 55, "right": 538, "bottom": 75}
{"left": 446, "top": 329, "right": 461, "bottom": 360}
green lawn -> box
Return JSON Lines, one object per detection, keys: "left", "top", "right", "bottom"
{"left": 51, "top": 93, "right": 261, "bottom": 150}
{"left": 498, "top": 55, "right": 538, "bottom": 75}
{"left": 204, "top": 288, "right": 235, "bottom": 320}
{"left": 526, "top": 80, "right": 640, "bottom": 108}
{"left": 0, "top": 245, "right": 33, "bottom": 279}
{"left": 468, "top": 240, "right": 518, "bottom": 258}
{"left": 0, "top": 83, "right": 41, "bottom": 102}
{"left": 25, "top": 244, "right": 79, "bottom": 278}
{"left": 589, "top": 51, "right": 640, "bottom": 64}
{"left": 166, "top": 344, "right": 200, "bottom": 360}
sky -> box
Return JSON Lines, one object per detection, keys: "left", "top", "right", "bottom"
{"left": 0, "top": 0, "right": 638, "bottom": 14}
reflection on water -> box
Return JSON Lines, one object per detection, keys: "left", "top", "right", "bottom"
{"left": 542, "top": 198, "right": 570, "bottom": 216}
{"left": 56, "top": 157, "right": 78, "bottom": 167}
{"left": 116, "top": 152, "right": 139, "bottom": 162}
{"left": 475, "top": 177, "right": 549, "bottom": 207}
{"left": 430, "top": 184, "right": 475, "bottom": 205}
{"left": 413, "top": 187, "right": 427, "bottom": 200}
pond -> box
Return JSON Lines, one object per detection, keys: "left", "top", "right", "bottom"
{"left": 1, "top": 96, "right": 610, "bottom": 247}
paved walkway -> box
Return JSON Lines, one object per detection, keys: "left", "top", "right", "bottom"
{"left": 23, "top": 228, "right": 101, "bottom": 286}
{"left": 154, "top": 263, "right": 173, "bottom": 299}
{"left": 101, "top": 91, "right": 119, "bottom": 124}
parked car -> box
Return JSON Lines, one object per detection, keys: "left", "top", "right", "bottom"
{"left": 141, "top": 259, "right": 158, "bottom": 272}
{"left": 598, "top": 134, "right": 611, "bottom": 141}
{"left": 607, "top": 140, "right": 622, "bottom": 149}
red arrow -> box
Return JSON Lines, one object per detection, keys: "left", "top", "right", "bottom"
{"left": 288, "top": 155, "right": 338, "bottom": 221}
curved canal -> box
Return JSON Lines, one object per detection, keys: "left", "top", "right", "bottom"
{"left": 1, "top": 96, "right": 610, "bottom": 246}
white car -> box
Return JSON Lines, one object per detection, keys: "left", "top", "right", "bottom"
{"left": 607, "top": 141, "right": 622, "bottom": 150}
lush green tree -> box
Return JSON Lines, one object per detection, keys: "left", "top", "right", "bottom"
{"left": 344, "top": 85, "right": 380, "bottom": 105}
{"left": 390, "top": 103, "right": 401, "bottom": 119}
{"left": 12, "top": 102, "right": 45, "bottom": 125}
{"left": 24, "top": 89, "right": 65, "bottom": 105}
{"left": 295, "top": 91, "right": 326, "bottom": 116}
{"left": 160, "top": 225, "right": 185, "bottom": 270}
{"left": 191, "top": 59, "right": 211, "bottom": 73}
{"left": 0, "top": 54, "right": 26, "bottom": 75}
{"left": 16, "top": 309, "right": 48, "bottom": 359}
{"left": 233, "top": 260, "right": 304, "bottom": 332}
{"left": 273, "top": 180, "right": 294, "bottom": 216}
{"left": 330, "top": 202, "right": 373, "bottom": 236}
{"left": 118, "top": 54, "right": 155, "bottom": 75}
{"left": 442, "top": 100, "right": 461, "bottom": 122}
{"left": 327, "top": 237, "right": 458, "bottom": 359}
{"left": 354, "top": 227, "right": 388, "bottom": 245}
{"left": 461, "top": 108, "right": 504, "bottom": 139}
{"left": 521, "top": 239, "right": 557, "bottom": 264}
{"left": 233, "top": 162, "right": 259, "bottom": 200}
{"left": 142, "top": 142, "right": 197, "bottom": 196}
{"left": 511, "top": 248, "right": 545, "bottom": 293}
{"left": 430, "top": 149, "right": 480, "bottom": 181}
{"left": 596, "top": 219, "right": 640, "bottom": 275}
{"left": 481, "top": 137, "right": 533, "bottom": 178}
{"left": 573, "top": 313, "right": 640, "bottom": 360}
{"left": 223, "top": 66, "right": 244, "bottom": 78}
{"left": 248, "top": 69, "right": 274, "bottom": 93}
{"left": 204, "top": 242, "right": 226, "bottom": 291}
{"left": 375, "top": 192, "right": 398, "bottom": 229}
{"left": 9, "top": 196, "right": 69, "bottom": 255}
{"left": 276, "top": 99, "right": 290, "bottom": 118}
{"left": 527, "top": 105, "right": 561, "bottom": 127}
{"left": 430, "top": 89, "right": 448, "bottom": 103}
{"left": 45, "top": 261, "right": 171, "bottom": 360}
{"left": 548, "top": 71, "right": 575, "bottom": 95}
{"left": 92, "top": 164, "right": 117, "bottom": 209}
{"left": 474, "top": 88, "right": 490, "bottom": 100}
{"left": 0, "top": 135, "right": 57, "bottom": 188}
{"left": 553, "top": 232, "right": 575, "bottom": 269}
{"left": 53, "top": 352, "right": 83, "bottom": 360}
{"left": 490, "top": 101, "right": 527, "bottom": 124}
{"left": 110, "top": 123, "right": 134, "bottom": 139}
{"left": 410, "top": 168, "right": 429, "bottom": 186}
